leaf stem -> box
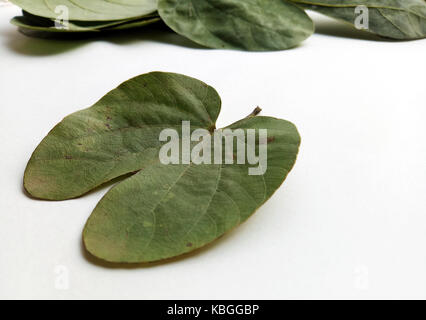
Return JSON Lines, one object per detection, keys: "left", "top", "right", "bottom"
{"left": 246, "top": 106, "right": 262, "bottom": 118}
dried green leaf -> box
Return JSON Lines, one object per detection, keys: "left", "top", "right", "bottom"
{"left": 24, "top": 72, "right": 300, "bottom": 263}
{"left": 11, "top": 12, "right": 161, "bottom": 33}
{"left": 9, "top": 0, "right": 157, "bottom": 21}
{"left": 157, "top": 0, "right": 314, "bottom": 51}
{"left": 291, "top": 0, "right": 426, "bottom": 39}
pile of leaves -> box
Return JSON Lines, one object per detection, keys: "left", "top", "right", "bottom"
{"left": 10, "top": 0, "right": 426, "bottom": 51}
{"left": 10, "top": 0, "right": 162, "bottom": 34}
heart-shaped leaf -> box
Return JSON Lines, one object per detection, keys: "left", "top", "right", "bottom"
{"left": 291, "top": 0, "right": 426, "bottom": 40}
{"left": 157, "top": 0, "right": 314, "bottom": 51}
{"left": 9, "top": 0, "right": 157, "bottom": 21}
{"left": 25, "top": 72, "right": 300, "bottom": 263}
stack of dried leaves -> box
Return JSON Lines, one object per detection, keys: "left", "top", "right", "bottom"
{"left": 10, "top": 0, "right": 426, "bottom": 51}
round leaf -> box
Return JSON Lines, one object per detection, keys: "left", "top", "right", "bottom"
{"left": 157, "top": 0, "right": 314, "bottom": 51}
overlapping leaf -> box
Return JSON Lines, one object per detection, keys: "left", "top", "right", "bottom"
{"left": 290, "top": 0, "right": 426, "bottom": 39}
{"left": 24, "top": 72, "right": 301, "bottom": 263}
{"left": 157, "top": 0, "right": 314, "bottom": 51}
{"left": 9, "top": 0, "right": 157, "bottom": 21}
{"left": 9, "top": 0, "right": 426, "bottom": 48}
{"left": 11, "top": 11, "right": 161, "bottom": 33}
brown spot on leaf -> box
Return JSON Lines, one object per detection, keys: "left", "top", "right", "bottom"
{"left": 65, "top": 155, "right": 73, "bottom": 160}
{"left": 186, "top": 242, "right": 193, "bottom": 247}
{"left": 267, "top": 136, "right": 275, "bottom": 143}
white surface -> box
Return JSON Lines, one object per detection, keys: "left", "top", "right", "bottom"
{"left": 1, "top": 4, "right": 426, "bottom": 300}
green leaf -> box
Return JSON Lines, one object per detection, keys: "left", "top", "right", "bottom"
{"left": 157, "top": 0, "right": 314, "bottom": 51}
{"left": 24, "top": 72, "right": 300, "bottom": 263}
{"left": 101, "top": 15, "right": 161, "bottom": 31}
{"left": 9, "top": 0, "right": 157, "bottom": 21}
{"left": 24, "top": 73, "right": 220, "bottom": 200}
{"left": 290, "top": 0, "right": 426, "bottom": 39}
{"left": 11, "top": 12, "right": 161, "bottom": 33}
{"left": 11, "top": 16, "right": 112, "bottom": 32}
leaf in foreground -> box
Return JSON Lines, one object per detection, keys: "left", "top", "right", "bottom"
{"left": 158, "top": 0, "right": 314, "bottom": 51}
{"left": 290, "top": 0, "right": 426, "bottom": 40}
{"left": 9, "top": 0, "right": 157, "bottom": 21}
{"left": 24, "top": 72, "right": 300, "bottom": 263}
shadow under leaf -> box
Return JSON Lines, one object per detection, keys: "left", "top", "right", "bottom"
{"left": 3, "top": 28, "right": 86, "bottom": 56}
{"left": 3, "top": 22, "right": 207, "bottom": 57}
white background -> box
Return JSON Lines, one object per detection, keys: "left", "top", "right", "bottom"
{"left": 1, "top": 4, "right": 425, "bottom": 300}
